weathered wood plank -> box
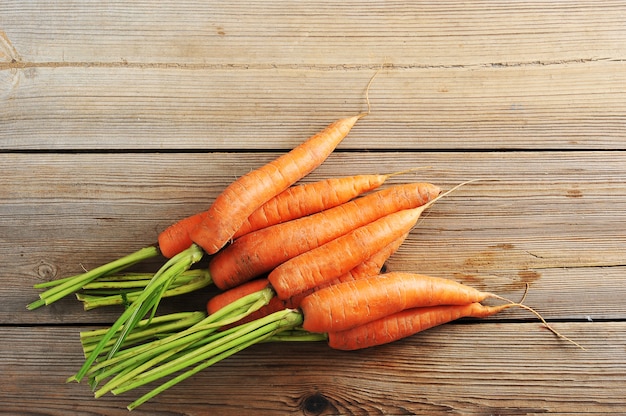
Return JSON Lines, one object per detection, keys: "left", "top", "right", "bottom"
{"left": 1, "top": 1, "right": 624, "bottom": 66}
{"left": 3, "top": 151, "right": 625, "bottom": 324}
{"left": 2, "top": 1, "right": 624, "bottom": 414}
{"left": 1, "top": 63, "right": 624, "bottom": 150}
{"left": 1, "top": 323, "right": 623, "bottom": 415}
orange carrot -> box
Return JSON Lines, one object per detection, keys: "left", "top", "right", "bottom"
{"left": 157, "top": 212, "right": 206, "bottom": 259}
{"left": 327, "top": 302, "right": 511, "bottom": 350}
{"left": 327, "top": 291, "right": 585, "bottom": 351}
{"left": 208, "top": 182, "right": 441, "bottom": 290}
{"left": 189, "top": 115, "right": 366, "bottom": 255}
{"left": 269, "top": 181, "right": 470, "bottom": 299}
{"left": 269, "top": 207, "right": 429, "bottom": 300}
{"left": 206, "top": 278, "right": 270, "bottom": 315}
{"left": 299, "top": 272, "right": 499, "bottom": 333}
{"left": 324, "top": 232, "right": 408, "bottom": 286}
{"left": 232, "top": 170, "right": 421, "bottom": 239}
{"left": 206, "top": 234, "right": 406, "bottom": 329}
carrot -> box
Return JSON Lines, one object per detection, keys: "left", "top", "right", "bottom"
{"left": 232, "top": 169, "right": 424, "bottom": 239}
{"left": 299, "top": 272, "right": 500, "bottom": 333}
{"left": 327, "top": 302, "right": 512, "bottom": 350}
{"left": 326, "top": 232, "right": 408, "bottom": 285}
{"left": 208, "top": 182, "right": 441, "bottom": 290}
{"left": 269, "top": 208, "right": 423, "bottom": 300}
{"left": 327, "top": 291, "right": 586, "bottom": 351}
{"left": 268, "top": 180, "right": 467, "bottom": 300}
{"left": 206, "top": 234, "right": 406, "bottom": 330}
{"left": 187, "top": 66, "right": 389, "bottom": 256}
{"left": 157, "top": 212, "right": 207, "bottom": 259}
{"left": 191, "top": 117, "right": 371, "bottom": 255}
{"left": 87, "top": 273, "right": 581, "bottom": 409}
{"left": 207, "top": 278, "right": 271, "bottom": 315}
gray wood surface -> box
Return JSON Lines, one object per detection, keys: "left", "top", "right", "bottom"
{"left": 1, "top": 1, "right": 624, "bottom": 414}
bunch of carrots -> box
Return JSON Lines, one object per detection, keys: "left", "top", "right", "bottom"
{"left": 28, "top": 76, "right": 582, "bottom": 410}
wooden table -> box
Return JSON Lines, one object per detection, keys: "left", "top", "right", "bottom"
{"left": 2, "top": 2, "right": 625, "bottom": 414}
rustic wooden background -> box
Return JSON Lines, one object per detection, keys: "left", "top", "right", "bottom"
{"left": 1, "top": 1, "right": 625, "bottom": 414}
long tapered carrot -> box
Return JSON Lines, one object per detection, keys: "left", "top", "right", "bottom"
{"left": 327, "top": 293, "right": 585, "bottom": 351}
{"left": 189, "top": 114, "right": 365, "bottom": 256}
{"left": 268, "top": 180, "right": 467, "bottom": 300}
{"left": 232, "top": 169, "right": 424, "bottom": 240}
{"left": 327, "top": 302, "right": 512, "bottom": 350}
{"left": 87, "top": 274, "right": 581, "bottom": 409}
{"left": 208, "top": 182, "right": 441, "bottom": 290}
{"left": 269, "top": 208, "right": 423, "bottom": 300}
{"left": 299, "top": 272, "right": 500, "bottom": 333}
{"left": 184, "top": 69, "right": 381, "bottom": 255}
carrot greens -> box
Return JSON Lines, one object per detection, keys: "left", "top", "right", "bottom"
{"left": 27, "top": 246, "right": 159, "bottom": 310}
{"left": 70, "top": 244, "right": 204, "bottom": 383}
{"left": 75, "top": 269, "right": 212, "bottom": 310}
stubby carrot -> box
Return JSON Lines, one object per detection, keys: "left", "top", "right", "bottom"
{"left": 208, "top": 182, "right": 441, "bottom": 290}
{"left": 299, "top": 272, "right": 500, "bottom": 333}
{"left": 189, "top": 114, "right": 365, "bottom": 255}
{"left": 233, "top": 169, "right": 422, "bottom": 239}
{"left": 327, "top": 302, "right": 512, "bottom": 350}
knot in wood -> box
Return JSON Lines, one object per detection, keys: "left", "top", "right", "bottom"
{"left": 301, "top": 392, "right": 330, "bottom": 415}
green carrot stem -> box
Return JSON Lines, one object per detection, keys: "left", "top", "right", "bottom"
{"left": 81, "top": 269, "right": 205, "bottom": 290}
{"left": 70, "top": 245, "right": 203, "bottom": 383}
{"left": 112, "top": 309, "right": 302, "bottom": 399}
{"left": 32, "top": 268, "right": 149, "bottom": 289}
{"left": 27, "top": 246, "right": 159, "bottom": 310}
{"left": 108, "top": 246, "right": 203, "bottom": 358}
{"left": 77, "top": 270, "right": 213, "bottom": 310}
{"left": 89, "top": 319, "right": 242, "bottom": 384}
{"left": 266, "top": 330, "right": 328, "bottom": 343}
{"left": 88, "top": 272, "right": 157, "bottom": 282}
{"left": 83, "top": 273, "right": 160, "bottom": 285}
{"left": 89, "top": 289, "right": 274, "bottom": 390}
{"left": 80, "top": 312, "right": 200, "bottom": 342}
{"left": 127, "top": 334, "right": 263, "bottom": 410}
{"left": 80, "top": 312, "right": 206, "bottom": 357}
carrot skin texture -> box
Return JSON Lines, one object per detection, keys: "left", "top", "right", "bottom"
{"left": 323, "top": 232, "right": 408, "bottom": 287}
{"left": 300, "top": 272, "right": 493, "bottom": 333}
{"left": 209, "top": 182, "right": 441, "bottom": 290}
{"left": 269, "top": 208, "right": 426, "bottom": 300}
{"left": 206, "top": 278, "right": 270, "bottom": 315}
{"left": 206, "top": 235, "right": 407, "bottom": 328}
{"left": 232, "top": 174, "right": 389, "bottom": 239}
{"left": 328, "top": 302, "right": 510, "bottom": 350}
{"left": 157, "top": 212, "right": 206, "bottom": 259}
{"left": 158, "top": 172, "right": 385, "bottom": 258}
{"left": 190, "top": 115, "right": 362, "bottom": 255}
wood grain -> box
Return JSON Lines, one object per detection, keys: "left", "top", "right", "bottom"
{"left": 1, "top": 63, "right": 624, "bottom": 150}
{"left": 1, "top": 0, "right": 625, "bottom": 414}
{"left": 3, "top": 151, "right": 625, "bottom": 324}
{"left": 1, "top": 1, "right": 625, "bottom": 150}
{"left": 1, "top": 323, "right": 623, "bottom": 415}
{"left": 1, "top": 1, "right": 624, "bottom": 66}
